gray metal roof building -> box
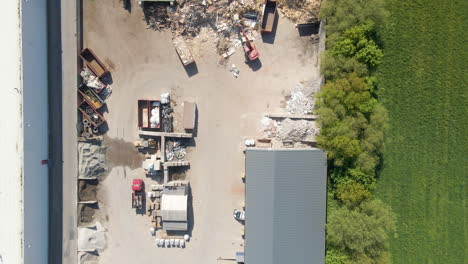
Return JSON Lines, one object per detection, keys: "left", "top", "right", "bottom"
{"left": 245, "top": 148, "right": 327, "bottom": 264}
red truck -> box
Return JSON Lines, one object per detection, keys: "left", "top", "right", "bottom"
{"left": 132, "top": 179, "right": 144, "bottom": 209}
{"left": 138, "top": 100, "right": 161, "bottom": 130}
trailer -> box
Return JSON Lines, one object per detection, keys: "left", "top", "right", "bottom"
{"left": 261, "top": 0, "right": 277, "bottom": 33}
{"left": 183, "top": 101, "right": 196, "bottom": 131}
{"left": 80, "top": 48, "right": 110, "bottom": 80}
{"left": 78, "top": 99, "right": 106, "bottom": 128}
{"left": 78, "top": 83, "right": 105, "bottom": 109}
{"left": 173, "top": 36, "right": 195, "bottom": 66}
{"left": 138, "top": 99, "right": 161, "bottom": 130}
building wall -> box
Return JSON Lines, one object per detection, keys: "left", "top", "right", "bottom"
{"left": 21, "top": 0, "right": 49, "bottom": 263}
{"left": 0, "top": 1, "right": 23, "bottom": 263}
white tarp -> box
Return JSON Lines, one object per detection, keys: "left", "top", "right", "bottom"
{"left": 161, "top": 194, "right": 188, "bottom": 221}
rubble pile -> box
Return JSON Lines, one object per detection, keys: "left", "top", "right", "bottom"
{"left": 276, "top": 118, "right": 318, "bottom": 143}
{"left": 143, "top": 0, "right": 262, "bottom": 55}
{"left": 286, "top": 81, "right": 320, "bottom": 115}
{"left": 78, "top": 142, "right": 107, "bottom": 179}
{"left": 143, "top": 3, "right": 172, "bottom": 31}
{"left": 166, "top": 141, "right": 187, "bottom": 161}
{"left": 277, "top": 0, "right": 320, "bottom": 24}
{"left": 261, "top": 117, "right": 320, "bottom": 144}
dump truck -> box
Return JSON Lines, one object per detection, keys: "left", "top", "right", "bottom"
{"left": 80, "top": 48, "right": 110, "bottom": 80}
{"left": 173, "top": 36, "right": 195, "bottom": 66}
{"left": 138, "top": 99, "right": 161, "bottom": 130}
{"left": 132, "top": 179, "right": 144, "bottom": 209}
{"left": 78, "top": 98, "right": 106, "bottom": 128}
{"left": 183, "top": 101, "right": 196, "bottom": 131}
{"left": 78, "top": 83, "right": 105, "bottom": 109}
{"left": 261, "top": 0, "right": 277, "bottom": 33}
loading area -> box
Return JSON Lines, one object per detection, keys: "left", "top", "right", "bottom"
{"left": 75, "top": 0, "right": 323, "bottom": 263}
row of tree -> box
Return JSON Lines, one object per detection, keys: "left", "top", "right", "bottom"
{"left": 318, "top": 0, "right": 396, "bottom": 263}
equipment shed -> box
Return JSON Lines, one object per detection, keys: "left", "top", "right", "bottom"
{"left": 244, "top": 148, "right": 327, "bottom": 264}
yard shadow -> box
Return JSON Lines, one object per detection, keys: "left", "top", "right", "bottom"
{"left": 296, "top": 23, "right": 320, "bottom": 37}
{"left": 100, "top": 72, "right": 113, "bottom": 85}
{"left": 123, "top": 0, "right": 131, "bottom": 12}
{"left": 247, "top": 59, "right": 262, "bottom": 71}
{"left": 184, "top": 62, "right": 199, "bottom": 77}
{"left": 261, "top": 12, "right": 279, "bottom": 44}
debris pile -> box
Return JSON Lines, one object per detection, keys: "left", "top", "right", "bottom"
{"left": 277, "top": 0, "right": 320, "bottom": 24}
{"left": 261, "top": 117, "right": 320, "bottom": 145}
{"left": 286, "top": 81, "right": 320, "bottom": 115}
{"left": 78, "top": 142, "right": 107, "bottom": 179}
{"left": 144, "top": 3, "right": 172, "bottom": 31}
{"left": 161, "top": 94, "right": 174, "bottom": 132}
{"left": 77, "top": 222, "right": 107, "bottom": 252}
{"left": 80, "top": 67, "right": 112, "bottom": 98}
{"left": 143, "top": 0, "right": 262, "bottom": 56}
{"left": 166, "top": 141, "right": 187, "bottom": 161}
{"left": 276, "top": 118, "right": 318, "bottom": 142}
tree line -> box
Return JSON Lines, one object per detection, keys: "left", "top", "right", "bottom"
{"left": 318, "top": 0, "right": 396, "bottom": 263}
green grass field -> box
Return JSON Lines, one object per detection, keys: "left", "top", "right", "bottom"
{"left": 375, "top": 0, "right": 467, "bottom": 263}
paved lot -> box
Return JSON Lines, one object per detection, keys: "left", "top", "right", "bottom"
{"left": 83, "top": 0, "right": 320, "bottom": 263}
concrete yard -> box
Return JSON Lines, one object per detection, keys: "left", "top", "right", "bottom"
{"left": 83, "top": 0, "right": 320, "bottom": 263}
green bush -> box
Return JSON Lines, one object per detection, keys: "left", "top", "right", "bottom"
{"left": 321, "top": 51, "right": 368, "bottom": 80}
{"left": 327, "top": 199, "right": 396, "bottom": 261}
{"left": 336, "top": 182, "right": 372, "bottom": 205}
{"left": 320, "top": 0, "right": 388, "bottom": 44}
{"left": 333, "top": 23, "right": 384, "bottom": 67}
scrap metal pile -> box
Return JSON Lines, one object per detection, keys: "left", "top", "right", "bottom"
{"left": 166, "top": 141, "right": 187, "bottom": 161}
{"left": 143, "top": 0, "right": 262, "bottom": 56}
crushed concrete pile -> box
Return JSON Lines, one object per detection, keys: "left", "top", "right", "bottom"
{"left": 78, "top": 252, "right": 99, "bottom": 264}
{"left": 78, "top": 142, "right": 107, "bottom": 179}
{"left": 78, "top": 222, "right": 107, "bottom": 252}
{"left": 286, "top": 80, "right": 321, "bottom": 115}
{"left": 277, "top": 0, "right": 321, "bottom": 24}
{"left": 276, "top": 118, "right": 318, "bottom": 142}
{"left": 143, "top": 0, "right": 262, "bottom": 56}
{"left": 261, "top": 117, "right": 319, "bottom": 144}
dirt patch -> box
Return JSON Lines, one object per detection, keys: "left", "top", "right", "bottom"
{"left": 79, "top": 179, "right": 99, "bottom": 201}
{"left": 104, "top": 135, "right": 146, "bottom": 169}
{"left": 170, "top": 166, "right": 189, "bottom": 181}
{"left": 79, "top": 203, "right": 98, "bottom": 225}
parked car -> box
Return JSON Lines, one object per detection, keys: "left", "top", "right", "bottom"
{"left": 233, "top": 209, "right": 245, "bottom": 221}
